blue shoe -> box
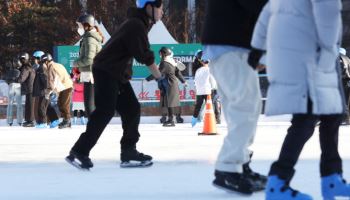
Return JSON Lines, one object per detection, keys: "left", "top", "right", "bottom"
{"left": 322, "top": 173, "right": 350, "bottom": 200}
{"left": 265, "top": 176, "right": 313, "bottom": 200}
{"left": 50, "top": 120, "right": 59, "bottom": 128}
{"left": 191, "top": 117, "right": 198, "bottom": 127}
{"left": 36, "top": 123, "right": 47, "bottom": 128}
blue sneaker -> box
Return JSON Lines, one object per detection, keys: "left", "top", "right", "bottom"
{"left": 265, "top": 176, "right": 313, "bottom": 200}
{"left": 191, "top": 117, "right": 198, "bottom": 127}
{"left": 35, "top": 123, "right": 47, "bottom": 128}
{"left": 50, "top": 120, "right": 59, "bottom": 128}
{"left": 322, "top": 173, "right": 350, "bottom": 200}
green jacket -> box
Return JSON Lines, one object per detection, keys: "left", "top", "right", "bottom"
{"left": 74, "top": 30, "right": 103, "bottom": 72}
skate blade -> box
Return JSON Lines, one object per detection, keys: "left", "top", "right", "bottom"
{"left": 65, "top": 157, "right": 90, "bottom": 171}
{"left": 212, "top": 182, "right": 252, "bottom": 196}
{"left": 120, "top": 160, "right": 153, "bottom": 168}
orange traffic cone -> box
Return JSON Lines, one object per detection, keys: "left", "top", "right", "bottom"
{"left": 198, "top": 95, "right": 218, "bottom": 135}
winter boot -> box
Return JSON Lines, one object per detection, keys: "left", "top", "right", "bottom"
{"left": 191, "top": 117, "right": 198, "bottom": 127}
{"left": 265, "top": 175, "right": 313, "bottom": 200}
{"left": 80, "top": 117, "right": 86, "bottom": 125}
{"left": 65, "top": 150, "right": 93, "bottom": 170}
{"left": 176, "top": 115, "right": 184, "bottom": 123}
{"left": 321, "top": 173, "right": 350, "bottom": 200}
{"left": 213, "top": 170, "right": 254, "bottom": 195}
{"left": 58, "top": 120, "right": 71, "bottom": 129}
{"left": 163, "top": 120, "right": 175, "bottom": 127}
{"left": 243, "top": 162, "right": 267, "bottom": 191}
{"left": 120, "top": 148, "right": 153, "bottom": 168}
{"left": 50, "top": 120, "right": 60, "bottom": 128}
{"left": 73, "top": 117, "right": 77, "bottom": 125}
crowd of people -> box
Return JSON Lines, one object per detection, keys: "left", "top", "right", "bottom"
{"left": 1, "top": 0, "right": 350, "bottom": 199}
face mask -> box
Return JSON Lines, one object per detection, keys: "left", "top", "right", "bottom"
{"left": 77, "top": 27, "right": 85, "bottom": 36}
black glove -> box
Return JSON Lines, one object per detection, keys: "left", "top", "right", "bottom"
{"left": 145, "top": 75, "right": 154, "bottom": 82}
{"left": 248, "top": 48, "right": 265, "bottom": 70}
{"left": 156, "top": 76, "right": 169, "bottom": 94}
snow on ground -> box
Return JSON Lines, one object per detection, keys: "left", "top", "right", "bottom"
{"left": 0, "top": 116, "right": 350, "bottom": 200}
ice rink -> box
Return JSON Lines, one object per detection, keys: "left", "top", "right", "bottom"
{"left": 1, "top": 116, "right": 350, "bottom": 200}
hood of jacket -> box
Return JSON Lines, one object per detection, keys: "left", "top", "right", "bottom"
{"left": 127, "top": 8, "right": 153, "bottom": 32}
{"left": 83, "top": 30, "right": 103, "bottom": 43}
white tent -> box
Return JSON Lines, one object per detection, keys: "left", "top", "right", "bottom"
{"left": 74, "top": 22, "right": 111, "bottom": 46}
{"left": 74, "top": 20, "right": 177, "bottom": 45}
{"left": 148, "top": 21, "right": 178, "bottom": 44}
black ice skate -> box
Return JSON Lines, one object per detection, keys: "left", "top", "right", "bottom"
{"left": 120, "top": 148, "right": 153, "bottom": 168}
{"left": 59, "top": 120, "right": 71, "bottom": 129}
{"left": 243, "top": 163, "right": 267, "bottom": 191}
{"left": 213, "top": 170, "right": 254, "bottom": 195}
{"left": 176, "top": 115, "right": 184, "bottom": 123}
{"left": 65, "top": 150, "right": 93, "bottom": 170}
{"left": 160, "top": 116, "right": 167, "bottom": 124}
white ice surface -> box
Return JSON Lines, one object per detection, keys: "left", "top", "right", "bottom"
{"left": 0, "top": 116, "right": 349, "bottom": 200}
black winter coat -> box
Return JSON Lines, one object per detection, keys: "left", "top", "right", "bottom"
{"left": 159, "top": 61, "right": 186, "bottom": 108}
{"left": 4, "top": 68, "right": 21, "bottom": 84}
{"left": 202, "top": 0, "right": 267, "bottom": 48}
{"left": 32, "top": 65, "right": 47, "bottom": 97}
{"left": 18, "top": 64, "right": 35, "bottom": 95}
{"left": 93, "top": 8, "right": 154, "bottom": 83}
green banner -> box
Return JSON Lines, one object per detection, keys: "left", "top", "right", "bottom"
{"left": 53, "top": 43, "right": 202, "bottom": 78}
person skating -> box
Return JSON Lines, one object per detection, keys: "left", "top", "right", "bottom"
{"left": 66, "top": 0, "right": 166, "bottom": 170}
{"left": 201, "top": 0, "right": 268, "bottom": 195}
{"left": 251, "top": 1, "right": 350, "bottom": 199}
{"left": 73, "top": 14, "right": 103, "bottom": 119}
{"left": 17, "top": 53, "right": 36, "bottom": 127}
{"left": 4, "top": 58, "right": 23, "bottom": 126}
{"left": 32, "top": 51, "right": 60, "bottom": 128}
{"left": 71, "top": 68, "right": 86, "bottom": 125}
{"left": 157, "top": 47, "right": 187, "bottom": 127}
{"left": 339, "top": 48, "right": 350, "bottom": 125}
{"left": 42, "top": 53, "right": 73, "bottom": 129}
{"left": 191, "top": 50, "right": 220, "bottom": 127}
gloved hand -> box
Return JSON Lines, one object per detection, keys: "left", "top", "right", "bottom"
{"left": 156, "top": 76, "right": 169, "bottom": 94}
{"left": 248, "top": 48, "right": 265, "bottom": 70}
{"left": 145, "top": 75, "right": 154, "bottom": 82}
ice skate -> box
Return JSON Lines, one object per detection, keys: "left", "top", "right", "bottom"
{"left": 265, "top": 175, "right": 312, "bottom": 200}
{"left": 322, "top": 173, "right": 350, "bottom": 200}
{"left": 243, "top": 162, "right": 267, "bottom": 191}
{"left": 65, "top": 150, "right": 93, "bottom": 171}
{"left": 50, "top": 120, "right": 59, "bottom": 128}
{"left": 120, "top": 148, "right": 153, "bottom": 168}
{"left": 59, "top": 120, "right": 71, "bottom": 129}
{"left": 213, "top": 170, "right": 254, "bottom": 195}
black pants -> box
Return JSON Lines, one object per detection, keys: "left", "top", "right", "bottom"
{"left": 24, "top": 93, "right": 34, "bottom": 122}
{"left": 72, "top": 69, "right": 140, "bottom": 156}
{"left": 73, "top": 110, "right": 85, "bottom": 117}
{"left": 269, "top": 113, "right": 343, "bottom": 180}
{"left": 193, "top": 93, "right": 220, "bottom": 120}
{"left": 37, "top": 96, "right": 59, "bottom": 124}
{"left": 84, "top": 82, "right": 95, "bottom": 118}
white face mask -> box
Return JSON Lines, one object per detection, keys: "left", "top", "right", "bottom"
{"left": 77, "top": 27, "right": 85, "bottom": 36}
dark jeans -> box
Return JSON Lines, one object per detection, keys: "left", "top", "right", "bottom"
{"left": 58, "top": 88, "right": 72, "bottom": 120}
{"left": 71, "top": 69, "right": 141, "bottom": 156}
{"left": 84, "top": 82, "right": 95, "bottom": 118}
{"left": 269, "top": 113, "right": 343, "bottom": 180}
{"left": 24, "top": 93, "right": 34, "bottom": 122}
